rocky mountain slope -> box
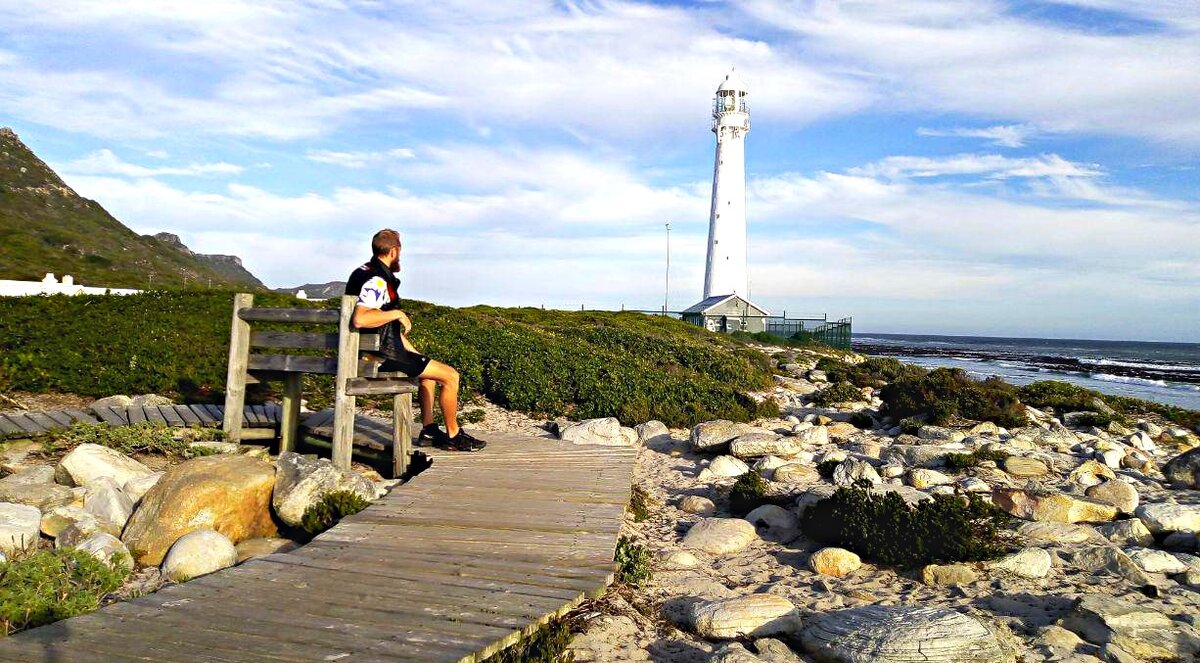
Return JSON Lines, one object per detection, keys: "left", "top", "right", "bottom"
{"left": 0, "top": 127, "right": 263, "bottom": 289}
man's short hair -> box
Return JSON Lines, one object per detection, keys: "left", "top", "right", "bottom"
{"left": 371, "top": 229, "right": 401, "bottom": 257}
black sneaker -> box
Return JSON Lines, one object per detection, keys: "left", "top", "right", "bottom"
{"left": 418, "top": 423, "right": 445, "bottom": 447}
{"left": 439, "top": 429, "right": 486, "bottom": 452}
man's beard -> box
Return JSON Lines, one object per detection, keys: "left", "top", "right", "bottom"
{"left": 389, "top": 258, "right": 400, "bottom": 273}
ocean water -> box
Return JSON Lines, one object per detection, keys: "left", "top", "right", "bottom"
{"left": 852, "top": 333, "right": 1200, "bottom": 412}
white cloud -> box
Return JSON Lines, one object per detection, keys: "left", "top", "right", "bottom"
{"left": 848, "top": 153, "right": 1103, "bottom": 180}
{"left": 305, "top": 148, "right": 416, "bottom": 169}
{"left": 61, "top": 149, "right": 243, "bottom": 177}
{"left": 917, "top": 124, "right": 1040, "bottom": 148}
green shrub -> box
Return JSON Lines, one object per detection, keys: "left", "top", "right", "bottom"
{"left": 300, "top": 490, "right": 370, "bottom": 535}
{"left": 482, "top": 617, "right": 576, "bottom": 663}
{"left": 848, "top": 412, "right": 874, "bottom": 429}
{"left": 1069, "top": 412, "right": 1116, "bottom": 428}
{"left": 1019, "top": 380, "right": 1198, "bottom": 431}
{"left": 0, "top": 548, "right": 130, "bottom": 635}
{"left": 614, "top": 536, "right": 652, "bottom": 587}
{"left": 729, "top": 471, "right": 769, "bottom": 515}
{"left": 0, "top": 293, "right": 778, "bottom": 428}
{"left": 800, "top": 486, "right": 1010, "bottom": 568}
{"left": 816, "top": 357, "right": 926, "bottom": 388}
{"left": 899, "top": 417, "right": 924, "bottom": 435}
{"left": 810, "top": 382, "right": 864, "bottom": 406}
{"left": 816, "top": 459, "right": 841, "bottom": 480}
{"left": 628, "top": 485, "right": 654, "bottom": 523}
{"left": 43, "top": 422, "right": 191, "bottom": 456}
{"left": 880, "top": 368, "right": 1026, "bottom": 428}
{"left": 944, "top": 448, "right": 1009, "bottom": 471}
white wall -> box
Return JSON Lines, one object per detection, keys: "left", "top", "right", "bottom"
{"left": 0, "top": 275, "right": 140, "bottom": 297}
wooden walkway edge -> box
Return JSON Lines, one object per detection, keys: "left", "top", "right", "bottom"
{"left": 0, "top": 428, "right": 637, "bottom": 662}
{"left": 0, "top": 404, "right": 283, "bottom": 440}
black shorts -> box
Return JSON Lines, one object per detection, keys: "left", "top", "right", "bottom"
{"left": 382, "top": 350, "right": 431, "bottom": 377}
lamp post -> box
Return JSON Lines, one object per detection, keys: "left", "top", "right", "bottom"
{"left": 664, "top": 222, "right": 671, "bottom": 315}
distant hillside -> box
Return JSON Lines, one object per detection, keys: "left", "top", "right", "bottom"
{"left": 0, "top": 127, "right": 264, "bottom": 290}
{"left": 274, "top": 280, "right": 345, "bottom": 299}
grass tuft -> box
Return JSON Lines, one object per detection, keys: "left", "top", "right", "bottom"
{"left": 0, "top": 549, "right": 130, "bottom": 636}
{"left": 299, "top": 490, "right": 371, "bottom": 535}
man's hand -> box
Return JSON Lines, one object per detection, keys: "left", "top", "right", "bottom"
{"left": 396, "top": 310, "right": 412, "bottom": 335}
{"left": 354, "top": 305, "right": 411, "bottom": 332}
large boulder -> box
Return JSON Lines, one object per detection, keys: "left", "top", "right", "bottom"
{"left": 1098, "top": 519, "right": 1154, "bottom": 547}
{"left": 800, "top": 605, "right": 1013, "bottom": 663}
{"left": 57, "top": 443, "right": 154, "bottom": 488}
{"left": 793, "top": 426, "right": 829, "bottom": 447}
{"left": 773, "top": 464, "right": 820, "bottom": 484}
{"left": 744, "top": 505, "right": 798, "bottom": 543}
{"left": 123, "top": 454, "right": 278, "bottom": 565}
{"left": 681, "top": 518, "right": 758, "bottom": 555}
{"left": 40, "top": 505, "right": 100, "bottom": 539}
{"left": 692, "top": 595, "right": 801, "bottom": 640}
{"left": 272, "top": 452, "right": 375, "bottom": 528}
{"left": 0, "top": 502, "right": 41, "bottom": 555}
{"left": 1001, "top": 456, "right": 1049, "bottom": 478}
{"left": 559, "top": 418, "right": 631, "bottom": 446}
{"left": 0, "top": 466, "right": 73, "bottom": 510}
{"left": 122, "top": 472, "right": 164, "bottom": 506}
{"left": 1163, "top": 447, "right": 1200, "bottom": 488}
{"left": 992, "top": 489, "right": 1118, "bottom": 523}
{"left": 1136, "top": 503, "right": 1200, "bottom": 534}
{"left": 1060, "top": 595, "right": 1200, "bottom": 662}
{"left": 1018, "top": 521, "right": 1099, "bottom": 544}
{"left": 692, "top": 421, "right": 757, "bottom": 452}
{"left": 161, "top": 529, "right": 238, "bottom": 582}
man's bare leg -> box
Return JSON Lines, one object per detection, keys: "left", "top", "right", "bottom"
{"left": 418, "top": 378, "right": 436, "bottom": 427}
{"left": 418, "top": 360, "right": 460, "bottom": 437}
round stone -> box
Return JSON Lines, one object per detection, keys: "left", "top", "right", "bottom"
{"left": 679, "top": 495, "right": 716, "bottom": 516}
{"left": 809, "top": 547, "right": 862, "bottom": 578}
{"left": 1085, "top": 480, "right": 1139, "bottom": 514}
{"left": 1003, "top": 456, "right": 1049, "bottom": 478}
{"left": 161, "top": 529, "right": 238, "bottom": 582}
{"left": 681, "top": 518, "right": 758, "bottom": 555}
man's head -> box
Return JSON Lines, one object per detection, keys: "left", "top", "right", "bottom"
{"left": 371, "top": 229, "right": 402, "bottom": 273}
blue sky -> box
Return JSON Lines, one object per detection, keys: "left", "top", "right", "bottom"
{"left": 1, "top": 0, "right": 1197, "bottom": 341}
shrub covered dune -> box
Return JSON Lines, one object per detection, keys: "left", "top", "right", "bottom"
{"left": 0, "top": 291, "right": 777, "bottom": 427}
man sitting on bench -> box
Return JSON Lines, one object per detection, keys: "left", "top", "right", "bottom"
{"left": 345, "top": 229, "right": 485, "bottom": 452}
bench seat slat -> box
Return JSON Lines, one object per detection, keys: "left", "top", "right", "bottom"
{"left": 248, "top": 355, "right": 339, "bottom": 375}
{"left": 344, "top": 378, "right": 420, "bottom": 396}
{"left": 238, "top": 308, "right": 339, "bottom": 324}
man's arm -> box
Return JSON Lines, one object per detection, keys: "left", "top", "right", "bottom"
{"left": 354, "top": 305, "right": 411, "bottom": 334}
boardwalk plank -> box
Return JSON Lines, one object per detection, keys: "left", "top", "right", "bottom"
{"left": 127, "top": 406, "right": 147, "bottom": 425}
{"left": 142, "top": 406, "right": 169, "bottom": 426}
{"left": 0, "top": 416, "right": 26, "bottom": 437}
{"left": 203, "top": 403, "right": 225, "bottom": 422}
{"left": 41, "top": 410, "right": 75, "bottom": 428}
{"left": 88, "top": 405, "right": 127, "bottom": 427}
{"left": 63, "top": 409, "right": 99, "bottom": 424}
{"left": 3, "top": 413, "right": 45, "bottom": 435}
{"left": 158, "top": 405, "right": 187, "bottom": 428}
{"left": 174, "top": 405, "right": 202, "bottom": 426}
{"left": 187, "top": 404, "right": 218, "bottom": 425}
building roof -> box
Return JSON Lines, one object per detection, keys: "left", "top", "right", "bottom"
{"left": 682, "top": 293, "right": 771, "bottom": 316}
{"left": 717, "top": 68, "right": 747, "bottom": 93}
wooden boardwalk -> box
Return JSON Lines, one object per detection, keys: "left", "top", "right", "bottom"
{"left": 0, "top": 404, "right": 281, "bottom": 439}
{"left": 0, "top": 427, "right": 637, "bottom": 662}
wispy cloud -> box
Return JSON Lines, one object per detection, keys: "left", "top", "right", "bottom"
{"left": 61, "top": 149, "right": 244, "bottom": 177}
{"left": 916, "top": 124, "right": 1040, "bottom": 148}
{"left": 305, "top": 148, "right": 416, "bottom": 169}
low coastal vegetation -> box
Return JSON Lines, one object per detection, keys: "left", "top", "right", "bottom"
{"left": 614, "top": 536, "right": 653, "bottom": 587}
{"left": 299, "top": 490, "right": 371, "bottom": 535}
{"left": 0, "top": 291, "right": 776, "bottom": 427}
{"left": 0, "top": 548, "right": 130, "bottom": 636}
{"left": 800, "top": 486, "right": 1011, "bottom": 568}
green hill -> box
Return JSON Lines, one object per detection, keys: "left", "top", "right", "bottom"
{"left": 0, "top": 127, "right": 264, "bottom": 290}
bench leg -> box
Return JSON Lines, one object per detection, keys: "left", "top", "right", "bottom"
{"left": 393, "top": 392, "right": 413, "bottom": 479}
{"left": 279, "top": 373, "right": 302, "bottom": 454}
{"left": 222, "top": 293, "right": 254, "bottom": 444}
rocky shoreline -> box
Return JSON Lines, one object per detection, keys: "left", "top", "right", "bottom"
{"left": 557, "top": 346, "right": 1200, "bottom": 663}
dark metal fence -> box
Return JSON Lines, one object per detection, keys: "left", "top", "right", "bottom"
{"left": 624, "top": 308, "right": 854, "bottom": 349}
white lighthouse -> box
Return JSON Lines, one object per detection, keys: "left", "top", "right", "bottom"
{"left": 703, "top": 69, "right": 750, "bottom": 300}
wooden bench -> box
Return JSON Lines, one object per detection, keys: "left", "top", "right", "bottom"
{"left": 221, "top": 293, "right": 419, "bottom": 477}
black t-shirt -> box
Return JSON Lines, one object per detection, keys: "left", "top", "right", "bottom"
{"left": 345, "top": 257, "right": 400, "bottom": 331}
